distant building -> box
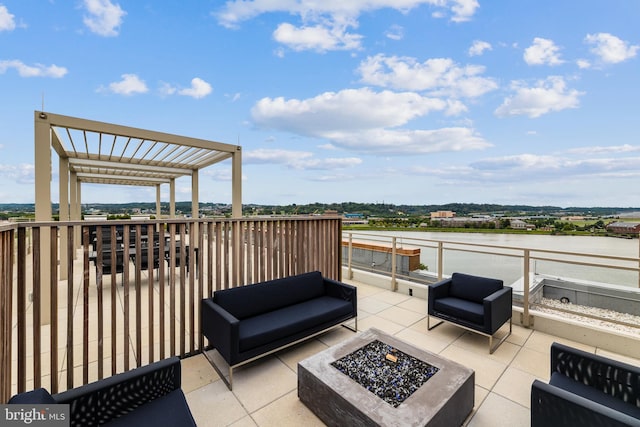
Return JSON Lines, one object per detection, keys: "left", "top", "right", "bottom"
{"left": 606, "top": 222, "right": 640, "bottom": 234}
{"left": 510, "top": 219, "right": 535, "bottom": 230}
{"left": 431, "top": 211, "right": 455, "bottom": 220}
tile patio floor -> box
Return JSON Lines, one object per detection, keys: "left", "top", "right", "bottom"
{"left": 181, "top": 278, "right": 640, "bottom": 427}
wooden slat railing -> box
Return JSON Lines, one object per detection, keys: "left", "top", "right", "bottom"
{"left": 0, "top": 216, "right": 342, "bottom": 402}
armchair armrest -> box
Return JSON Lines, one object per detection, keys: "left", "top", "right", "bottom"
{"left": 531, "top": 379, "right": 639, "bottom": 427}
{"left": 54, "top": 357, "right": 182, "bottom": 426}
{"left": 483, "top": 286, "right": 512, "bottom": 334}
{"left": 200, "top": 298, "right": 240, "bottom": 365}
{"left": 323, "top": 278, "right": 357, "bottom": 314}
{"left": 428, "top": 278, "right": 452, "bottom": 315}
{"left": 551, "top": 342, "right": 640, "bottom": 403}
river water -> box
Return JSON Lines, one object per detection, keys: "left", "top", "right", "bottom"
{"left": 346, "top": 231, "right": 640, "bottom": 288}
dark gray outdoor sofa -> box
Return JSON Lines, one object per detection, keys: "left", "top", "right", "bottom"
{"left": 531, "top": 342, "right": 640, "bottom": 427}
{"left": 200, "top": 270, "right": 357, "bottom": 389}
{"left": 8, "top": 356, "right": 196, "bottom": 427}
{"left": 427, "top": 272, "right": 512, "bottom": 353}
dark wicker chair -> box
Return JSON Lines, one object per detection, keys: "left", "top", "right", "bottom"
{"left": 9, "top": 357, "right": 196, "bottom": 427}
{"left": 531, "top": 342, "right": 640, "bottom": 427}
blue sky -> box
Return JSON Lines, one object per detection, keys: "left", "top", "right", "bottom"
{"left": 1, "top": 1, "right": 639, "bottom": 207}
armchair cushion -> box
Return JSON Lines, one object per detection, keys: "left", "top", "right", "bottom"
{"left": 448, "top": 272, "right": 503, "bottom": 304}
{"left": 433, "top": 297, "right": 484, "bottom": 325}
{"left": 105, "top": 389, "right": 195, "bottom": 427}
{"left": 8, "top": 388, "right": 56, "bottom": 404}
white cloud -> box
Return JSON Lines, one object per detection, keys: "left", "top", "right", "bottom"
{"left": 245, "top": 148, "right": 362, "bottom": 170}
{"left": 566, "top": 144, "right": 640, "bottom": 155}
{"left": 160, "top": 78, "right": 213, "bottom": 99}
{"left": 358, "top": 54, "right": 498, "bottom": 98}
{"left": 252, "top": 88, "right": 447, "bottom": 135}
{"left": 524, "top": 37, "right": 563, "bottom": 65}
{"left": 0, "top": 4, "right": 15, "bottom": 31}
{"left": 385, "top": 25, "right": 404, "bottom": 41}
{"left": 576, "top": 59, "right": 591, "bottom": 69}
{"left": 326, "top": 127, "right": 491, "bottom": 153}
{"left": 495, "top": 76, "right": 583, "bottom": 118}
{"left": 106, "top": 74, "right": 148, "bottom": 95}
{"left": 468, "top": 40, "right": 492, "bottom": 56}
{"left": 251, "top": 88, "right": 491, "bottom": 154}
{"left": 178, "top": 78, "right": 213, "bottom": 99}
{"left": 0, "top": 60, "right": 67, "bottom": 78}
{"left": 273, "top": 22, "right": 362, "bottom": 52}
{"left": 82, "top": 0, "right": 126, "bottom": 37}
{"left": 0, "top": 163, "right": 34, "bottom": 184}
{"left": 215, "top": 1, "right": 479, "bottom": 51}
{"left": 585, "top": 33, "right": 639, "bottom": 64}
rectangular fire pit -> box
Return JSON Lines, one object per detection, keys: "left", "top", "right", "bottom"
{"left": 298, "top": 328, "right": 474, "bottom": 427}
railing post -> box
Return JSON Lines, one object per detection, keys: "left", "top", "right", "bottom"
{"left": 391, "top": 237, "right": 397, "bottom": 291}
{"left": 347, "top": 233, "right": 353, "bottom": 280}
{"left": 437, "top": 242, "right": 443, "bottom": 280}
{"left": 523, "top": 249, "right": 531, "bottom": 327}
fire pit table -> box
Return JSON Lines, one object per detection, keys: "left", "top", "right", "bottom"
{"left": 298, "top": 328, "right": 474, "bottom": 427}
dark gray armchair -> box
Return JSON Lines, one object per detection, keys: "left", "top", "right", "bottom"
{"left": 427, "top": 272, "right": 512, "bottom": 353}
{"left": 531, "top": 342, "right": 640, "bottom": 427}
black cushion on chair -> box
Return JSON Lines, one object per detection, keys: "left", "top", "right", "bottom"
{"left": 433, "top": 297, "right": 484, "bottom": 325}
{"left": 214, "top": 271, "right": 325, "bottom": 319}
{"left": 448, "top": 272, "right": 503, "bottom": 304}
{"left": 105, "top": 389, "right": 196, "bottom": 427}
{"left": 238, "top": 296, "right": 353, "bottom": 352}
{"left": 9, "top": 388, "right": 57, "bottom": 404}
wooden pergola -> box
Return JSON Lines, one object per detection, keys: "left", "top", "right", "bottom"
{"left": 34, "top": 111, "right": 242, "bottom": 322}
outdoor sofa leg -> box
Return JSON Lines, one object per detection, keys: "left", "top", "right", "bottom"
{"left": 489, "top": 317, "right": 512, "bottom": 354}
{"left": 427, "top": 315, "right": 444, "bottom": 331}
{"left": 203, "top": 349, "right": 235, "bottom": 391}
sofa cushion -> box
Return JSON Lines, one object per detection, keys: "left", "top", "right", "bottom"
{"left": 214, "top": 271, "right": 325, "bottom": 319}
{"left": 433, "top": 297, "right": 484, "bottom": 325}
{"left": 449, "top": 273, "right": 503, "bottom": 304}
{"left": 8, "top": 388, "right": 57, "bottom": 404}
{"left": 105, "top": 389, "right": 196, "bottom": 427}
{"left": 238, "top": 296, "right": 353, "bottom": 352}
{"left": 549, "top": 372, "right": 640, "bottom": 420}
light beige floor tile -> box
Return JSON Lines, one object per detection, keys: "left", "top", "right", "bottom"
{"left": 510, "top": 347, "right": 550, "bottom": 380}
{"left": 181, "top": 353, "right": 219, "bottom": 393}
{"left": 276, "top": 339, "right": 328, "bottom": 373}
{"left": 358, "top": 296, "right": 392, "bottom": 314}
{"left": 492, "top": 367, "right": 540, "bottom": 408}
{"left": 507, "top": 324, "right": 534, "bottom": 346}
{"left": 394, "top": 327, "right": 452, "bottom": 354}
{"left": 356, "top": 315, "right": 405, "bottom": 336}
{"left": 453, "top": 331, "right": 520, "bottom": 365}
{"left": 186, "top": 380, "right": 248, "bottom": 427}
{"left": 376, "top": 305, "right": 426, "bottom": 327}
{"left": 251, "top": 390, "right": 325, "bottom": 427}
{"left": 369, "top": 290, "right": 412, "bottom": 305}
{"left": 467, "top": 392, "right": 530, "bottom": 427}
{"left": 232, "top": 357, "right": 297, "bottom": 413}
{"left": 228, "top": 416, "right": 258, "bottom": 427}
{"left": 440, "top": 344, "right": 507, "bottom": 390}
{"left": 410, "top": 317, "right": 465, "bottom": 346}
{"left": 317, "top": 327, "right": 359, "bottom": 347}
{"left": 396, "top": 296, "right": 428, "bottom": 314}
{"left": 474, "top": 385, "right": 489, "bottom": 410}
{"left": 524, "top": 330, "right": 594, "bottom": 354}
{"left": 350, "top": 282, "right": 386, "bottom": 298}
{"left": 596, "top": 349, "right": 640, "bottom": 367}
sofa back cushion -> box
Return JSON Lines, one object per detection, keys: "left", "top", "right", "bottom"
{"left": 9, "top": 388, "right": 56, "bottom": 404}
{"left": 449, "top": 273, "right": 503, "bottom": 304}
{"left": 213, "top": 271, "right": 326, "bottom": 319}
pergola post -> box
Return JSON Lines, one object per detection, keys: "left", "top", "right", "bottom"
{"left": 192, "top": 170, "right": 199, "bottom": 245}
{"left": 170, "top": 178, "right": 176, "bottom": 218}
{"left": 70, "top": 172, "right": 81, "bottom": 251}
{"left": 232, "top": 147, "right": 242, "bottom": 218}
{"left": 59, "top": 156, "right": 69, "bottom": 279}
{"left": 34, "top": 112, "right": 52, "bottom": 325}
{"left": 156, "top": 185, "right": 161, "bottom": 220}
